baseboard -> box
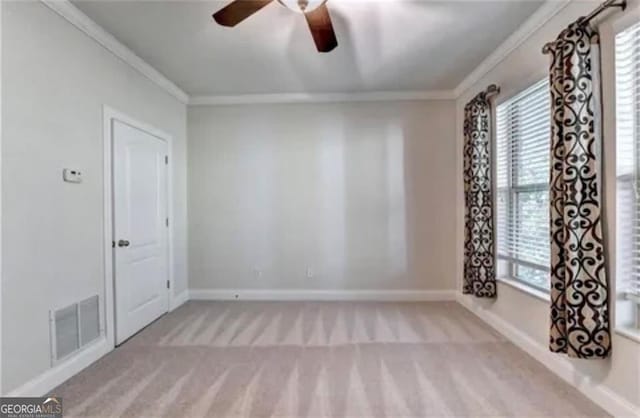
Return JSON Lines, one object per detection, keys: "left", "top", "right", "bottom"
{"left": 189, "top": 289, "right": 456, "bottom": 302}
{"left": 170, "top": 289, "right": 189, "bottom": 311}
{"left": 456, "top": 294, "right": 639, "bottom": 418}
{"left": 6, "top": 337, "right": 111, "bottom": 397}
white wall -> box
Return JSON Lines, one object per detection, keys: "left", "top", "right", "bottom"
{"left": 456, "top": 0, "right": 640, "bottom": 413}
{"left": 188, "top": 101, "right": 457, "bottom": 293}
{"left": 2, "top": 1, "right": 188, "bottom": 393}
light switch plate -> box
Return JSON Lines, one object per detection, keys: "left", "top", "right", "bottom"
{"left": 63, "top": 168, "right": 83, "bottom": 184}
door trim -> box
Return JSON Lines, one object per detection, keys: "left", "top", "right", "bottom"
{"left": 103, "top": 106, "right": 174, "bottom": 349}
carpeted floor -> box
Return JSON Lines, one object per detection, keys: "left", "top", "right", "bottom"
{"left": 53, "top": 301, "right": 609, "bottom": 417}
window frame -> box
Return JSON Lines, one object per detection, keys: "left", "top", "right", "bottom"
{"left": 611, "top": 12, "right": 640, "bottom": 340}
{"left": 495, "top": 79, "right": 551, "bottom": 294}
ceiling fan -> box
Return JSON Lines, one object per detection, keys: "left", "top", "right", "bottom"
{"left": 213, "top": 0, "right": 338, "bottom": 53}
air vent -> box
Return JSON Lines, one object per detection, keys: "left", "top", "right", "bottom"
{"left": 50, "top": 295, "right": 101, "bottom": 364}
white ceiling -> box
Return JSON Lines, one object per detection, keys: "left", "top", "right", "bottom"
{"left": 71, "top": 0, "right": 545, "bottom": 96}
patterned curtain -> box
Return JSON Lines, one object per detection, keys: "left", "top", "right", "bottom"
{"left": 463, "top": 93, "right": 496, "bottom": 298}
{"left": 545, "top": 22, "right": 611, "bottom": 359}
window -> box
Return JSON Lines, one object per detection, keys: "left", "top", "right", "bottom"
{"left": 616, "top": 20, "right": 640, "bottom": 330}
{"left": 496, "top": 79, "right": 551, "bottom": 291}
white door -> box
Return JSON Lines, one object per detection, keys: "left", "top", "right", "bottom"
{"left": 112, "top": 119, "right": 169, "bottom": 345}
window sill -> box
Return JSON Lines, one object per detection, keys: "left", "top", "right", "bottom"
{"left": 615, "top": 327, "right": 640, "bottom": 344}
{"left": 496, "top": 279, "right": 640, "bottom": 343}
{"left": 497, "top": 277, "right": 550, "bottom": 302}
{"left": 496, "top": 277, "right": 640, "bottom": 343}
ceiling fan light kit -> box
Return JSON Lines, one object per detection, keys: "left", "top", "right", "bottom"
{"left": 278, "top": 0, "right": 327, "bottom": 13}
{"left": 212, "top": 0, "right": 338, "bottom": 53}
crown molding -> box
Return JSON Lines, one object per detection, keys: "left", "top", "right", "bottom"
{"left": 452, "top": 0, "right": 571, "bottom": 98}
{"left": 189, "top": 90, "right": 456, "bottom": 106}
{"left": 39, "top": 0, "right": 570, "bottom": 106}
{"left": 41, "top": 0, "right": 189, "bottom": 104}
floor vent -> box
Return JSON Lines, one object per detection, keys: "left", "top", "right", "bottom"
{"left": 50, "top": 295, "right": 101, "bottom": 364}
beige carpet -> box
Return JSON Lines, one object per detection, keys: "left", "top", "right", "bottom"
{"left": 53, "top": 301, "right": 609, "bottom": 417}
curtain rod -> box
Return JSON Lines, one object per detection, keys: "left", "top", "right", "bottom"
{"left": 542, "top": 0, "right": 627, "bottom": 53}
{"left": 581, "top": 0, "right": 627, "bottom": 25}
{"left": 484, "top": 84, "right": 500, "bottom": 99}
{"left": 472, "top": 84, "right": 500, "bottom": 102}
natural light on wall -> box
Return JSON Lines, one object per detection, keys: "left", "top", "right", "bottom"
{"left": 496, "top": 79, "right": 551, "bottom": 292}
{"left": 615, "top": 20, "right": 640, "bottom": 332}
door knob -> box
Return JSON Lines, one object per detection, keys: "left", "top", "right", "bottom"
{"left": 118, "top": 240, "right": 130, "bottom": 247}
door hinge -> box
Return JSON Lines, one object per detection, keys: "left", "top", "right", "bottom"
{"left": 165, "top": 155, "right": 169, "bottom": 165}
{"left": 112, "top": 241, "right": 115, "bottom": 248}
{"left": 167, "top": 280, "right": 170, "bottom": 289}
{"left": 165, "top": 218, "right": 169, "bottom": 227}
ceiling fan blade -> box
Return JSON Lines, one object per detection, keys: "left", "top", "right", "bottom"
{"left": 213, "top": 0, "right": 274, "bottom": 27}
{"left": 304, "top": 4, "right": 338, "bottom": 53}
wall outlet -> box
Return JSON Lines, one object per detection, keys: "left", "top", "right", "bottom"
{"left": 253, "top": 268, "right": 263, "bottom": 278}
{"left": 63, "top": 168, "right": 83, "bottom": 184}
{"left": 306, "top": 268, "right": 314, "bottom": 279}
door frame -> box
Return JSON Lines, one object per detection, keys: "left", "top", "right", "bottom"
{"left": 102, "top": 106, "right": 175, "bottom": 349}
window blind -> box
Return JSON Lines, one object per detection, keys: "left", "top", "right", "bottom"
{"left": 616, "top": 21, "right": 640, "bottom": 300}
{"left": 496, "top": 79, "right": 551, "bottom": 290}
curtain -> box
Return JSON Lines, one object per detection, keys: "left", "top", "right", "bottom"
{"left": 463, "top": 93, "right": 496, "bottom": 298}
{"left": 546, "top": 22, "right": 611, "bottom": 359}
